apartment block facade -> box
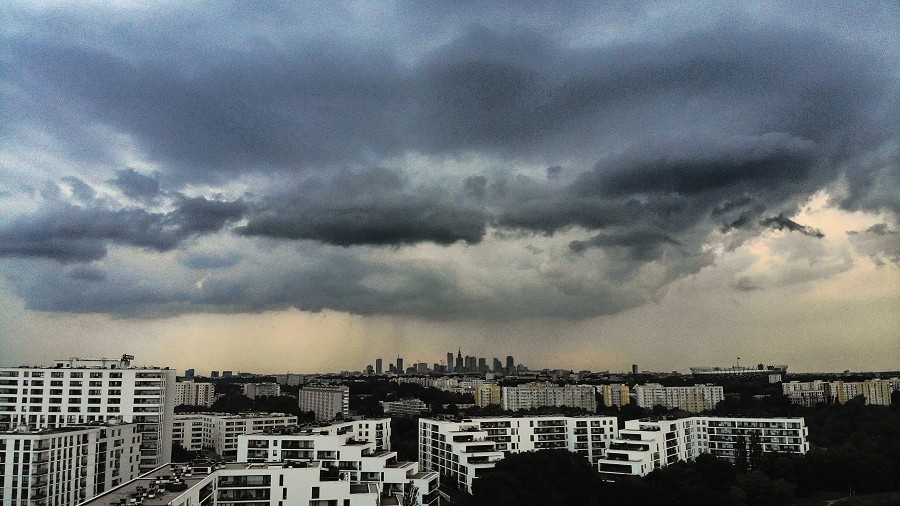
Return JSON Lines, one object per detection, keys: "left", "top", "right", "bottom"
{"left": 633, "top": 383, "right": 724, "bottom": 412}
{"left": 782, "top": 379, "right": 895, "bottom": 406}
{"left": 171, "top": 413, "right": 297, "bottom": 457}
{"left": 0, "top": 357, "right": 175, "bottom": 472}
{"left": 0, "top": 421, "right": 141, "bottom": 506}
{"left": 174, "top": 381, "right": 216, "bottom": 407}
{"left": 597, "top": 416, "right": 809, "bottom": 479}
{"left": 418, "top": 415, "right": 618, "bottom": 493}
{"left": 600, "top": 384, "right": 631, "bottom": 407}
{"left": 298, "top": 386, "right": 350, "bottom": 421}
{"left": 242, "top": 383, "right": 281, "bottom": 400}
{"left": 474, "top": 384, "right": 501, "bottom": 408}
{"left": 501, "top": 384, "right": 597, "bottom": 413}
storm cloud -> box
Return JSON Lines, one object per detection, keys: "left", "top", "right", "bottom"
{"left": 0, "top": 1, "right": 897, "bottom": 321}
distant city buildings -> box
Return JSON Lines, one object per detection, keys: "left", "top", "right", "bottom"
{"left": 597, "top": 415, "right": 809, "bottom": 479}
{"left": 0, "top": 355, "right": 176, "bottom": 472}
{"left": 419, "top": 415, "right": 618, "bottom": 493}
{"left": 174, "top": 380, "right": 216, "bottom": 407}
{"left": 298, "top": 385, "right": 350, "bottom": 421}
{"left": 0, "top": 421, "right": 141, "bottom": 506}
{"left": 633, "top": 383, "right": 724, "bottom": 412}
{"left": 274, "top": 373, "right": 305, "bottom": 386}
{"left": 691, "top": 364, "right": 788, "bottom": 383}
{"left": 502, "top": 383, "right": 597, "bottom": 413}
{"left": 242, "top": 382, "right": 281, "bottom": 400}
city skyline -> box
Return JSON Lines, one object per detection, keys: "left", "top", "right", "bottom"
{"left": 1, "top": 2, "right": 898, "bottom": 374}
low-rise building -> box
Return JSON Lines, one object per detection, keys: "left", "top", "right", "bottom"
{"left": 0, "top": 421, "right": 140, "bottom": 506}
{"left": 419, "top": 415, "right": 618, "bottom": 493}
{"left": 597, "top": 416, "right": 809, "bottom": 479}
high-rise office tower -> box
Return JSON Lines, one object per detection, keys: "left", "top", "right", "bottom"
{"left": 0, "top": 354, "right": 176, "bottom": 472}
{"left": 493, "top": 358, "right": 502, "bottom": 373}
{"left": 447, "top": 352, "right": 454, "bottom": 372}
{"left": 506, "top": 356, "right": 515, "bottom": 375}
{"left": 375, "top": 358, "right": 383, "bottom": 375}
{"left": 455, "top": 349, "right": 463, "bottom": 373}
{"left": 396, "top": 357, "right": 404, "bottom": 373}
{"left": 478, "top": 358, "right": 487, "bottom": 372}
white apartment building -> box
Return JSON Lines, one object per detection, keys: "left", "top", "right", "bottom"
{"left": 0, "top": 421, "right": 140, "bottom": 506}
{"left": 380, "top": 398, "right": 428, "bottom": 417}
{"left": 0, "top": 356, "right": 176, "bottom": 472}
{"left": 501, "top": 383, "right": 597, "bottom": 413}
{"left": 600, "top": 384, "right": 631, "bottom": 407}
{"left": 82, "top": 460, "right": 427, "bottom": 506}
{"left": 597, "top": 416, "right": 809, "bottom": 479}
{"left": 633, "top": 383, "right": 724, "bottom": 412}
{"left": 171, "top": 412, "right": 297, "bottom": 457}
{"left": 237, "top": 428, "right": 435, "bottom": 504}
{"left": 242, "top": 383, "right": 281, "bottom": 400}
{"left": 174, "top": 381, "right": 216, "bottom": 407}
{"left": 418, "top": 415, "right": 618, "bottom": 493}
{"left": 298, "top": 386, "right": 350, "bottom": 421}
{"left": 782, "top": 380, "right": 828, "bottom": 407}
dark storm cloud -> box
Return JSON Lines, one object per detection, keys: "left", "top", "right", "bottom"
{"left": 760, "top": 215, "right": 825, "bottom": 239}
{"left": 109, "top": 169, "right": 161, "bottom": 200}
{"left": 1, "top": 2, "right": 897, "bottom": 319}
{"left": 238, "top": 168, "right": 487, "bottom": 246}
{"left": 0, "top": 183, "right": 246, "bottom": 263}
{"left": 848, "top": 223, "right": 900, "bottom": 266}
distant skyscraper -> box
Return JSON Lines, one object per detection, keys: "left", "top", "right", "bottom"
{"left": 465, "top": 356, "right": 476, "bottom": 372}
{"left": 493, "top": 358, "right": 502, "bottom": 373}
{"left": 478, "top": 357, "right": 487, "bottom": 372}
{"left": 211, "top": 370, "right": 220, "bottom": 378}
{"left": 455, "top": 349, "right": 463, "bottom": 372}
{"left": 184, "top": 368, "right": 195, "bottom": 378}
{"left": 632, "top": 364, "right": 639, "bottom": 375}
{"left": 506, "top": 356, "right": 515, "bottom": 374}
{"left": 223, "top": 370, "right": 233, "bottom": 378}
{"left": 447, "top": 352, "right": 454, "bottom": 371}
{"left": 396, "top": 356, "right": 403, "bottom": 373}
{"left": 375, "top": 358, "right": 383, "bottom": 375}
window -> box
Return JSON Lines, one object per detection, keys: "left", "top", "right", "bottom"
{"left": 70, "top": 372, "right": 83, "bottom": 378}
{"left": 311, "top": 487, "right": 319, "bottom": 499}
{"left": 90, "top": 372, "right": 103, "bottom": 378}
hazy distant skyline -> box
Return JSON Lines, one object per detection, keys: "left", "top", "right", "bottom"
{"left": 1, "top": 1, "right": 898, "bottom": 374}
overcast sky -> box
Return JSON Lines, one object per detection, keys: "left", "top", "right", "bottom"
{"left": 1, "top": 1, "right": 898, "bottom": 374}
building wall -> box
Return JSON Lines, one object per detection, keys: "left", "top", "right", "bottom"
{"left": 600, "top": 384, "right": 630, "bottom": 407}
{"left": 474, "top": 384, "right": 501, "bottom": 408}
{"left": 242, "top": 383, "right": 281, "bottom": 400}
{"left": 501, "top": 384, "right": 597, "bottom": 413}
{"left": 634, "top": 384, "right": 724, "bottom": 412}
{"left": 174, "top": 381, "right": 216, "bottom": 407}
{"left": 172, "top": 413, "right": 298, "bottom": 456}
{"left": 0, "top": 359, "right": 176, "bottom": 472}
{"left": 597, "top": 416, "right": 809, "bottom": 479}
{"left": 298, "top": 386, "right": 350, "bottom": 421}
{"left": 418, "top": 415, "right": 618, "bottom": 493}
{"left": 0, "top": 422, "right": 140, "bottom": 506}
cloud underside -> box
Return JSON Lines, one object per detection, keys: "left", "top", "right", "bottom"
{"left": 1, "top": 3, "right": 897, "bottom": 319}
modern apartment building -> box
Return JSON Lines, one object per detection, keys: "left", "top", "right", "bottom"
{"left": 474, "top": 384, "right": 501, "bottom": 408}
{"left": 501, "top": 383, "right": 597, "bottom": 413}
{"left": 0, "top": 421, "right": 141, "bottom": 506}
{"left": 171, "top": 412, "right": 297, "bottom": 457}
{"left": 242, "top": 383, "right": 281, "bottom": 400}
{"left": 633, "top": 383, "right": 724, "bottom": 412}
{"left": 597, "top": 416, "right": 809, "bottom": 479}
{"left": 237, "top": 428, "right": 436, "bottom": 504}
{"left": 83, "top": 457, "right": 436, "bottom": 506}
{"left": 0, "top": 356, "right": 176, "bottom": 472}
{"left": 174, "top": 381, "right": 216, "bottom": 407}
{"left": 298, "top": 386, "right": 350, "bottom": 421}
{"left": 600, "top": 384, "right": 631, "bottom": 407}
{"left": 418, "top": 415, "right": 618, "bottom": 493}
